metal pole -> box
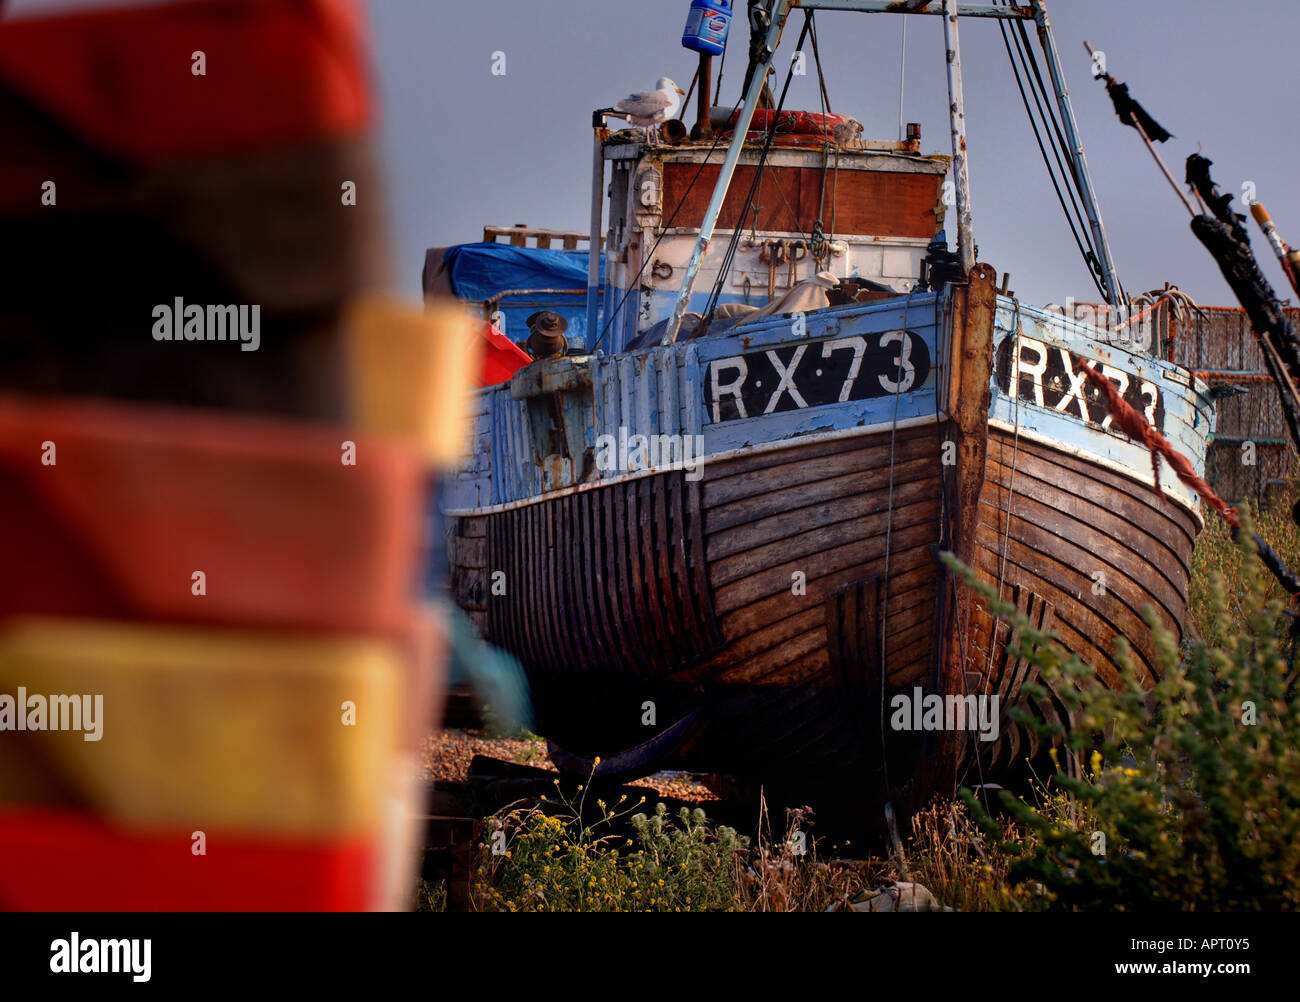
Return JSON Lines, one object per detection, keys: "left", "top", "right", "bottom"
{"left": 897, "top": 14, "right": 907, "bottom": 141}
{"left": 796, "top": 1, "right": 1033, "bottom": 17}
{"left": 1035, "top": 2, "right": 1123, "bottom": 308}
{"left": 1251, "top": 201, "right": 1300, "bottom": 300}
{"left": 586, "top": 113, "right": 605, "bottom": 348}
{"left": 942, "top": 0, "right": 975, "bottom": 275}
{"left": 692, "top": 52, "right": 714, "bottom": 141}
{"left": 662, "top": 1, "right": 789, "bottom": 346}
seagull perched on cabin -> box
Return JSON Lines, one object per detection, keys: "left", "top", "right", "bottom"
{"left": 609, "top": 76, "right": 686, "bottom": 129}
{"left": 832, "top": 115, "right": 864, "bottom": 146}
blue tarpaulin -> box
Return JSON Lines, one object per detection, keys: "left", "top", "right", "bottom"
{"left": 441, "top": 243, "right": 604, "bottom": 349}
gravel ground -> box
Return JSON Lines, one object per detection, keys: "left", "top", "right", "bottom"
{"left": 422, "top": 729, "right": 717, "bottom": 803}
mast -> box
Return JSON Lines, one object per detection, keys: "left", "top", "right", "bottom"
{"left": 660, "top": 0, "right": 1087, "bottom": 346}
{"left": 942, "top": 0, "right": 975, "bottom": 275}
{"left": 586, "top": 111, "right": 606, "bottom": 347}
{"left": 662, "top": 0, "right": 787, "bottom": 347}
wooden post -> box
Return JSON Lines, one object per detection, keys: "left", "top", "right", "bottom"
{"left": 929, "top": 262, "right": 997, "bottom": 802}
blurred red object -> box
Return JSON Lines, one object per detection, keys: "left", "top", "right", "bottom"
{"left": 475, "top": 319, "right": 533, "bottom": 386}
{"left": 0, "top": 807, "right": 376, "bottom": 911}
{"left": 0, "top": 395, "right": 423, "bottom": 636}
{"left": 0, "top": 0, "right": 370, "bottom": 165}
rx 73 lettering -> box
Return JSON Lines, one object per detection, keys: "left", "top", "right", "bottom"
{"left": 994, "top": 333, "right": 1165, "bottom": 434}
{"left": 706, "top": 330, "right": 932, "bottom": 423}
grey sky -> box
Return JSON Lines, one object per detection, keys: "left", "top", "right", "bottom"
{"left": 370, "top": 0, "right": 1300, "bottom": 310}
{"left": 9, "top": 0, "right": 1298, "bottom": 309}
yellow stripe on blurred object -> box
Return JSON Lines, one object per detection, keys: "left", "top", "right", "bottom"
{"left": 346, "top": 297, "right": 481, "bottom": 466}
{"left": 0, "top": 618, "right": 403, "bottom": 838}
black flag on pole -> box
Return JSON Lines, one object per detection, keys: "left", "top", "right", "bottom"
{"left": 1093, "top": 73, "right": 1174, "bottom": 142}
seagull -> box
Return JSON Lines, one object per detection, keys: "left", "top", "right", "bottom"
{"left": 610, "top": 77, "right": 686, "bottom": 129}
{"left": 832, "top": 116, "right": 864, "bottom": 146}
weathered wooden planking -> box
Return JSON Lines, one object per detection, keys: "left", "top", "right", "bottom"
{"left": 705, "top": 450, "right": 938, "bottom": 537}
{"left": 440, "top": 276, "right": 1216, "bottom": 824}
{"left": 485, "top": 469, "right": 722, "bottom": 683}
{"left": 446, "top": 516, "right": 489, "bottom": 614}
{"left": 984, "top": 431, "right": 1196, "bottom": 604}
{"left": 709, "top": 478, "right": 940, "bottom": 588}
{"left": 984, "top": 435, "right": 1195, "bottom": 586}
{"left": 712, "top": 541, "right": 937, "bottom": 650}
{"left": 974, "top": 428, "right": 1196, "bottom": 694}
{"left": 661, "top": 162, "right": 943, "bottom": 239}
{"left": 961, "top": 583, "right": 1067, "bottom": 775}
{"left": 710, "top": 508, "right": 939, "bottom": 615}
{"left": 980, "top": 464, "right": 1188, "bottom": 625}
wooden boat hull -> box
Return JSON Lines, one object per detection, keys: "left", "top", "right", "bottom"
{"left": 444, "top": 269, "right": 1214, "bottom": 819}
{"left": 450, "top": 420, "right": 944, "bottom": 809}
{"left": 965, "top": 429, "right": 1199, "bottom": 779}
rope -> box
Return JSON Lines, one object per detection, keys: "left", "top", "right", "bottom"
{"left": 1073, "top": 354, "right": 1239, "bottom": 527}
{"left": 879, "top": 287, "right": 916, "bottom": 794}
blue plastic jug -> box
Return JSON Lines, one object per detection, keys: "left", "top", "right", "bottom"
{"left": 682, "top": 0, "right": 731, "bottom": 57}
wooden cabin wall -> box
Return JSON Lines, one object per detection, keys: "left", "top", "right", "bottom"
{"left": 661, "top": 163, "right": 943, "bottom": 239}
{"left": 1168, "top": 306, "right": 1300, "bottom": 506}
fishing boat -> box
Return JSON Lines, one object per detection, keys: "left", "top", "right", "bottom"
{"left": 437, "top": 0, "right": 1213, "bottom": 822}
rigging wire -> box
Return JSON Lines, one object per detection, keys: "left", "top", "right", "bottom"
{"left": 1008, "top": 11, "right": 1094, "bottom": 253}
{"left": 714, "top": 25, "right": 728, "bottom": 99}
{"left": 701, "top": 12, "right": 816, "bottom": 328}
{"left": 1009, "top": 6, "right": 1129, "bottom": 309}
{"left": 897, "top": 13, "right": 907, "bottom": 142}
{"left": 812, "top": 17, "right": 832, "bottom": 255}
{"left": 589, "top": 94, "right": 744, "bottom": 353}
{"left": 811, "top": 17, "right": 840, "bottom": 257}
{"left": 995, "top": 5, "right": 1105, "bottom": 300}
{"left": 807, "top": 14, "right": 832, "bottom": 115}
{"left": 879, "top": 286, "right": 917, "bottom": 796}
